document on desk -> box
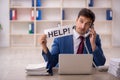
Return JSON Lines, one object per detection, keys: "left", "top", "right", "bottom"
{"left": 25, "top": 62, "right": 49, "bottom": 76}
{"left": 108, "top": 58, "right": 120, "bottom": 77}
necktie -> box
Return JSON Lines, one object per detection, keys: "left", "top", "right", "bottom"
{"left": 77, "top": 36, "right": 84, "bottom": 54}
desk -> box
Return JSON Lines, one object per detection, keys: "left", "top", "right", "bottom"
{"left": 26, "top": 69, "right": 120, "bottom": 80}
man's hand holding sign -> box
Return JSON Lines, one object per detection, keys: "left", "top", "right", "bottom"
{"left": 39, "top": 25, "right": 73, "bottom": 54}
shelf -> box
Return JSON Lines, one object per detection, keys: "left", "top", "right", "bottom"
{"left": 88, "top": 7, "right": 112, "bottom": 9}
{"left": 10, "top": 35, "right": 35, "bottom": 47}
{"left": 9, "top": 0, "right": 113, "bottom": 48}
{"left": 36, "top": 20, "right": 61, "bottom": 23}
{"left": 10, "top": 34, "right": 34, "bottom": 36}
{"left": 10, "top": 20, "right": 34, "bottom": 23}
{"left": 10, "top": 0, "right": 33, "bottom": 8}
{"left": 36, "top": 7, "right": 61, "bottom": 9}
{"left": 90, "top": 0, "right": 112, "bottom": 8}
{"left": 10, "top": 22, "right": 34, "bottom": 35}
{"left": 37, "top": 8, "right": 61, "bottom": 21}
{"left": 10, "top": 6, "right": 34, "bottom": 9}
{"left": 63, "top": 0, "right": 86, "bottom": 8}
{"left": 36, "top": 21, "right": 59, "bottom": 34}
{"left": 40, "top": 0, "right": 61, "bottom": 8}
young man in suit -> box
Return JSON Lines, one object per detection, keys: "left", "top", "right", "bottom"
{"left": 39, "top": 8, "right": 106, "bottom": 75}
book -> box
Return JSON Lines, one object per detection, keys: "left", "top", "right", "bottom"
{"left": 62, "top": 10, "right": 65, "bottom": 20}
{"left": 12, "top": 9, "right": 17, "bottom": 20}
{"left": 31, "top": 9, "right": 34, "bottom": 20}
{"left": 36, "top": 9, "right": 42, "bottom": 20}
{"left": 29, "top": 23, "right": 34, "bottom": 34}
{"left": 10, "top": 9, "right": 12, "bottom": 20}
{"left": 36, "top": 0, "right": 41, "bottom": 7}
{"left": 106, "top": 9, "right": 112, "bottom": 20}
{"left": 32, "top": 0, "right": 34, "bottom": 7}
{"left": 88, "top": 0, "right": 94, "bottom": 7}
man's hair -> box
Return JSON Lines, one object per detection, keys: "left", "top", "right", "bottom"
{"left": 77, "top": 8, "right": 95, "bottom": 23}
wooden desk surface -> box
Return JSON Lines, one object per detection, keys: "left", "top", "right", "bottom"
{"left": 26, "top": 69, "right": 120, "bottom": 80}
{"left": 0, "top": 48, "right": 120, "bottom": 80}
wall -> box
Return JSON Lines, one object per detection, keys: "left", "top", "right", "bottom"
{"left": 0, "top": 0, "right": 9, "bottom": 47}
{"left": 112, "top": 0, "right": 120, "bottom": 47}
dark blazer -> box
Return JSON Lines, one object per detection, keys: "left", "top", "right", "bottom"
{"left": 42, "top": 34, "right": 106, "bottom": 72}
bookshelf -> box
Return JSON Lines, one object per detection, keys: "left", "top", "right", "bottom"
{"left": 9, "top": 0, "right": 113, "bottom": 48}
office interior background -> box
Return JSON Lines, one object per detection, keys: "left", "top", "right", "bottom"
{"left": 0, "top": 0, "right": 120, "bottom": 79}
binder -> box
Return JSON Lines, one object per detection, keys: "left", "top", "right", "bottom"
{"left": 31, "top": 23, "right": 34, "bottom": 33}
{"left": 29, "top": 23, "right": 34, "bottom": 34}
{"left": 31, "top": 9, "right": 34, "bottom": 20}
{"left": 10, "top": 9, "right": 12, "bottom": 20}
{"left": 36, "top": 9, "right": 42, "bottom": 20}
{"left": 36, "top": 0, "right": 41, "bottom": 7}
{"left": 62, "top": 10, "right": 65, "bottom": 20}
{"left": 32, "top": 0, "right": 34, "bottom": 7}
{"left": 12, "top": 9, "right": 17, "bottom": 20}
{"left": 106, "top": 9, "right": 112, "bottom": 20}
{"left": 88, "top": 0, "right": 94, "bottom": 7}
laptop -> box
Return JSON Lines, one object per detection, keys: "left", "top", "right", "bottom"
{"left": 58, "top": 54, "right": 93, "bottom": 74}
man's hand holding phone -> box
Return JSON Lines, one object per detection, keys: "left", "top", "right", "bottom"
{"left": 89, "top": 26, "right": 97, "bottom": 51}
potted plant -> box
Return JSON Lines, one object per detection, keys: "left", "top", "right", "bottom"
{"left": 0, "top": 24, "right": 2, "bottom": 31}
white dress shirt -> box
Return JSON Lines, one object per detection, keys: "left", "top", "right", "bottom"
{"left": 73, "top": 30, "right": 83, "bottom": 54}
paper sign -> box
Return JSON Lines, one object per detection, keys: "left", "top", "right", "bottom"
{"left": 44, "top": 25, "right": 74, "bottom": 38}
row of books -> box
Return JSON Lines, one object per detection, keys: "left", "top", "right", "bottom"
{"left": 108, "top": 58, "right": 120, "bottom": 77}
{"left": 10, "top": 9, "right": 42, "bottom": 20}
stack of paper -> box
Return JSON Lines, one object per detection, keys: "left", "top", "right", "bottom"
{"left": 25, "top": 62, "right": 49, "bottom": 76}
{"left": 108, "top": 58, "right": 120, "bottom": 77}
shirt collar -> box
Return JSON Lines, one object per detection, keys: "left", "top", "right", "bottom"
{"left": 73, "top": 29, "right": 81, "bottom": 39}
{"left": 73, "top": 28, "right": 87, "bottom": 39}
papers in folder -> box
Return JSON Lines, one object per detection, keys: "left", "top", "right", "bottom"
{"left": 25, "top": 62, "right": 49, "bottom": 76}
{"left": 108, "top": 58, "right": 120, "bottom": 77}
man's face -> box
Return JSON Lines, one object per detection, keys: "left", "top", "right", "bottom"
{"left": 75, "top": 16, "right": 92, "bottom": 35}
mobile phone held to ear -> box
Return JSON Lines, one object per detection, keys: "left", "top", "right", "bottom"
{"left": 84, "top": 24, "right": 94, "bottom": 37}
{"left": 85, "top": 31, "right": 90, "bottom": 37}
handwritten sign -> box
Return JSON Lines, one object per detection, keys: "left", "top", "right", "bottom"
{"left": 44, "top": 25, "right": 74, "bottom": 38}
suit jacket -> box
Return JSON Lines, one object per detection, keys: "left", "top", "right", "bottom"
{"left": 42, "top": 34, "right": 106, "bottom": 70}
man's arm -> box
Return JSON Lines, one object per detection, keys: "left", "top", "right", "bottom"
{"left": 92, "top": 35, "right": 106, "bottom": 66}
{"left": 41, "top": 38, "right": 60, "bottom": 68}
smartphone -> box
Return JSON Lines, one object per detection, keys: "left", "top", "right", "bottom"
{"left": 84, "top": 24, "right": 94, "bottom": 37}
{"left": 84, "top": 31, "right": 90, "bottom": 37}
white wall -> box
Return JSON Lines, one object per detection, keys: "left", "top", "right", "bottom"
{"left": 0, "top": 0, "right": 9, "bottom": 47}
{"left": 112, "top": 0, "right": 120, "bottom": 47}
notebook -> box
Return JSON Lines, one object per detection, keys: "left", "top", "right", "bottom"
{"left": 58, "top": 54, "right": 93, "bottom": 74}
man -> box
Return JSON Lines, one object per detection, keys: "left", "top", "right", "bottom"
{"left": 39, "top": 8, "right": 106, "bottom": 75}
